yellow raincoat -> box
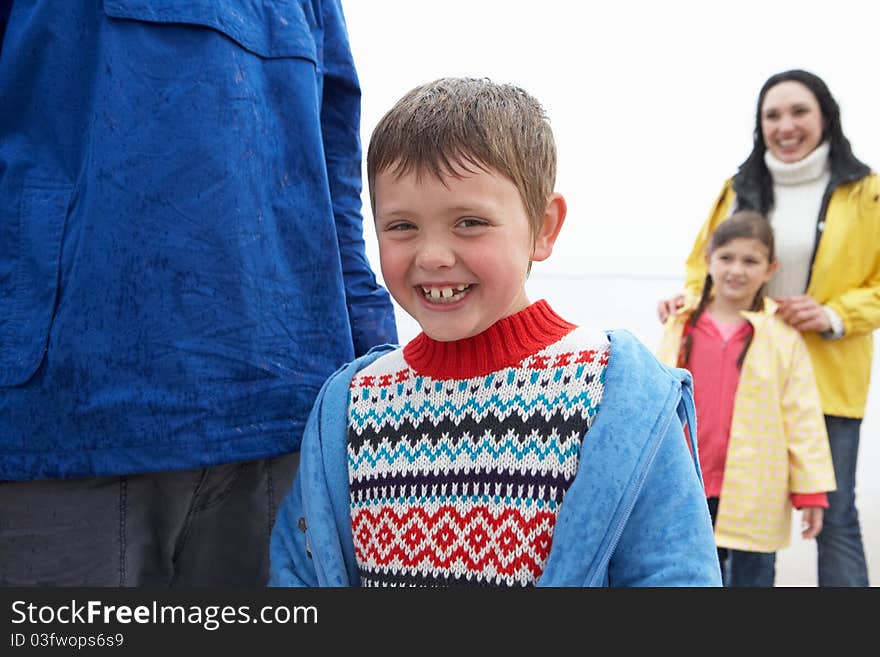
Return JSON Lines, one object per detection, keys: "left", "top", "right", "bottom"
{"left": 658, "top": 298, "right": 836, "bottom": 552}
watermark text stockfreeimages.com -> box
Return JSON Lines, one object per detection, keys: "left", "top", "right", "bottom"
{"left": 11, "top": 599, "right": 317, "bottom": 632}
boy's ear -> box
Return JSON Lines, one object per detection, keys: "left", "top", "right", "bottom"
{"left": 531, "top": 193, "right": 567, "bottom": 262}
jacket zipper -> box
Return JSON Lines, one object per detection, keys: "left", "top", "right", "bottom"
{"left": 588, "top": 404, "right": 671, "bottom": 586}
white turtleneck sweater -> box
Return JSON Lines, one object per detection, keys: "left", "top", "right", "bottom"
{"left": 763, "top": 141, "right": 843, "bottom": 337}
{"left": 764, "top": 140, "right": 830, "bottom": 297}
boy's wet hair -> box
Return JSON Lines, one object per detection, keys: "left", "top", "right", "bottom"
{"left": 680, "top": 211, "right": 776, "bottom": 370}
{"left": 367, "top": 77, "right": 557, "bottom": 237}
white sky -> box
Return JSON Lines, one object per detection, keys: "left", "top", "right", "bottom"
{"left": 343, "top": 0, "right": 880, "bottom": 280}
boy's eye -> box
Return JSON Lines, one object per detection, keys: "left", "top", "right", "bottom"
{"left": 385, "top": 221, "right": 415, "bottom": 231}
{"left": 457, "top": 217, "right": 488, "bottom": 229}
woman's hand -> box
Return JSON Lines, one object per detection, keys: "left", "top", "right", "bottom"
{"left": 773, "top": 295, "right": 831, "bottom": 332}
{"left": 801, "top": 506, "right": 824, "bottom": 539}
{"left": 657, "top": 294, "right": 686, "bottom": 323}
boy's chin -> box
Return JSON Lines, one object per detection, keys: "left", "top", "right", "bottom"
{"left": 419, "top": 320, "right": 487, "bottom": 342}
{"left": 421, "top": 328, "right": 474, "bottom": 342}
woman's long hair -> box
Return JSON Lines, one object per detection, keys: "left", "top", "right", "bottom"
{"left": 732, "top": 69, "right": 870, "bottom": 214}
{"left": 678, "top": 211, "right": 775, "bottom": 370}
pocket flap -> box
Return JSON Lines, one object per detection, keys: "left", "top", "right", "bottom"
{"left": 103, "top": 0, "right": 318, "bottom": 61}
{"left": 0, "top": 181, "right": 71, "bottom": 387}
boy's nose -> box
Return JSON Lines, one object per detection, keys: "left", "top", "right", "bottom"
{"left": 415, "top": 240, "right": 456, "bottom": 269}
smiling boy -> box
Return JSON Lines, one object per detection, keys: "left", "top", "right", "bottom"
{"left": 269, "top": 78, "right": 721, "bottom": 587}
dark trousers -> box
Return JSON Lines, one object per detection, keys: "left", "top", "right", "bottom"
{"left": 0, "top": 453, "right": 298, "bottom": 586}
{"left": 707, "top": 497, "right": 776, "bottom": 587}
{"left": 817, "top": 415, "right": 869, "bottom": 586}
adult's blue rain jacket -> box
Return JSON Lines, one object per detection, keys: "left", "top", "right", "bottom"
{"left": 0, "top": 0, "right": 397, "bottom": 479}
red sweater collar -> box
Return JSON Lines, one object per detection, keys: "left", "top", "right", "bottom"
{"left": 402, "top": 299, "right": 576, "bottom": 379}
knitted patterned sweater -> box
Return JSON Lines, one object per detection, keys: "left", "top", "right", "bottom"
{"left": 346, "top": 300, "right": 609, "bottom": 587}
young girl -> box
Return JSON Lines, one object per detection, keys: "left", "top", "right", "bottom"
{"left": 658, "top": 210, "right": 836, "bottom": 587}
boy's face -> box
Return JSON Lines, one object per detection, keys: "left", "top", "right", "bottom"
{"left": 374, "top": 165, "right": 550, "bottom": 342}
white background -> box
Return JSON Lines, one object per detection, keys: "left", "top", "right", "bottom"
{"left": 342, "top": 0, "right": 879, "bottom": 585}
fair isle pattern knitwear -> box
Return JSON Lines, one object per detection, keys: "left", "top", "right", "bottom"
{"left": 347, "top": 300, "right": 609, "bottom": 587}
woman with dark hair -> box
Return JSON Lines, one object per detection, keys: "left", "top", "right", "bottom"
{"left": 658, "top": 69, "right": 880, "bottom": 586}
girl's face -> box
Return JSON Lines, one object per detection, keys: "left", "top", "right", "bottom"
{"left": 761, "top": 80, "right": 825, "bottom": 164}
{"left": 706, "top": 237, "right": 777, "bottom": 309}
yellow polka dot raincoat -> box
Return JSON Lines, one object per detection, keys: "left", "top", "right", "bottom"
{"left": 658, "top": 298, "right": 836, "bottom": 552}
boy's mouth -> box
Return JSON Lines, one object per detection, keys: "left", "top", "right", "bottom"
{"left": 420, "top": 284, "right": 472, "bottom": 304}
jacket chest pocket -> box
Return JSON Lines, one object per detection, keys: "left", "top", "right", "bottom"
{"left": 103, "top": 0, "right": 321, "bottom": 63}
{"left": 0, "top": 181, "right": 72, "bottom": 386}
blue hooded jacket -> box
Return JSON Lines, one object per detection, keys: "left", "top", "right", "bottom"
{"left": 269, "top": 331, "right": 722, "bottom": 587}
{"left": 0, "top": 0, "right": 397, "bottom": 479}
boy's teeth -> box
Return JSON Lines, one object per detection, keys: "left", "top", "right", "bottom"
{"left": 421, "top": 284, "right": 470, "bottom": 303}
{"left": 429, "top": 286, "right": 453, "bottom": 299}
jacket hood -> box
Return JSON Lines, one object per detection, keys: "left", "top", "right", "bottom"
{"left": 674, "top": 295, "right": 778, "bottom": 321}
